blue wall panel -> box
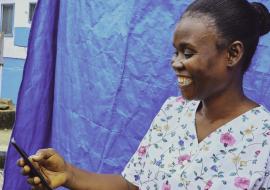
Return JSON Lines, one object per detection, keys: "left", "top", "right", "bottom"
{"left": 1, "top": 58, "right": 25, "bottom": 104}
{"left": 14, "top": 27, "right": 30, "bottom": 47}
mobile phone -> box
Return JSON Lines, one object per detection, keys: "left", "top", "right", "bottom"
{"left": 11, "top": 138, "right": 53, "bottom": 190}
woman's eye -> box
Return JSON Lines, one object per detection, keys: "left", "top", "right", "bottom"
{"left": 183, "top": 49, "right": 194, "bottom": 59}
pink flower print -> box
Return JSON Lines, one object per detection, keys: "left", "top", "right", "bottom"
{"left": 204, "top": 180, "right": 213, "bottom": 190}
{"left": 162, "top": 181, "right": 171, "bottom": 190}
{"left": 137, "top": 146, "right": 147, "bottom": 157}
{"left": 178, "top": 154, "right": 191, "bottom": 164}
{"left": 220, "top": 132, "right": 236, "bottom": 147}
{"left": 176, "top": 96, "right": 185, "bottom": 103}
{"left": 255, "top": 150, "right": 261, "bottom": 156}
{"left": 234, "top": 177, "right": 250, "bottom": 189}
{"left": 266, "top": 131, "right": 270, "bottom": 135}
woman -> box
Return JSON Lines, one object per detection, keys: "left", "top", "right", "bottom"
{"left": 18, "top": 0, "right": 270, "bottom": 189}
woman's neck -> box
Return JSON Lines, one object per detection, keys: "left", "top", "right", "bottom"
{"left": 197, "top": 87, "right": 258, "bottom": 123}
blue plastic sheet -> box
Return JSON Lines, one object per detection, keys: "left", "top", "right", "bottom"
{"left": 3, "top": 0, "right": 270, "bottom": 189}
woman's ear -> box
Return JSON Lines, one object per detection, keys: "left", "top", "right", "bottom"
{"left": 227, "top": 41, "right": 244, "bottom": 68}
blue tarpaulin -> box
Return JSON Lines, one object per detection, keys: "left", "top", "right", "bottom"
{"left": 3, "top": 0, "right": 270, "bottom": 189}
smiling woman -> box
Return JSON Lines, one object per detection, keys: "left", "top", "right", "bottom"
{"left": 17, "top": 0, "right": 270, "bottom": 190}
{"left": 172, "top": 15, "right": 231, "bottom": 101}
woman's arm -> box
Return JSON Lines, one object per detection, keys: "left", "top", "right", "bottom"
{"left": 18, "top": 148, "right": 138, "bottom": 190}
{"left": 64, "top": 163, "right": 138, "bottom": 190}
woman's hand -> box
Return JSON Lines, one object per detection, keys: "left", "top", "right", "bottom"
{"left": 17, "top": 148, "right": 71, "bottom": 190}
{"left": 17, "top": 148, "right": 139, "bottom": 190}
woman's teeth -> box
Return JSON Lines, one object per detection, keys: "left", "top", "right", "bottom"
{"left": 178, "top": 77, "right": 193, "bottom": 86}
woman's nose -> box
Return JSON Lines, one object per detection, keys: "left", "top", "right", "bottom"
{"left": 171, "top": 57, "right": 185, "bottom": 70}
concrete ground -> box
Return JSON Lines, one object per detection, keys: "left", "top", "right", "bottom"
{"left": 0, "top": 129, "right": 12, "bottom": 152}
{"left": 0, "top": 169, "right": 3, "bottom": 189}
{"left": 0, "top": 129, "right": 12, "bottom": 189}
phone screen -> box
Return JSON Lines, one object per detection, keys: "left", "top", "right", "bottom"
{"left": 11, "top": 138, "right": 53, "bottom": 190}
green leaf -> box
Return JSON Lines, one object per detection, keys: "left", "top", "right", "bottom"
{"left": 220, "top": 150, "right": 227, "bottom": 154}
{"left": 170, "top": 169, "right": 176, "bottom": 173}
{"left": 196, "top": 158, "right": 203, "bottom": 163}
{"left": 178, "top": 183, "right": 184, "bottom": 187}
{"left": 228, "top": 148, "right": 237, "bottom": 152}
{"left": 229, "top": 172, "right": 237, "bottom": 176}
{"left": 262, "top": 140, "right": 268, "bottom": 147}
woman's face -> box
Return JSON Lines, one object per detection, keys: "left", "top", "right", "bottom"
{"left": 172, "top": 15, "right": 231, "bottom": 100}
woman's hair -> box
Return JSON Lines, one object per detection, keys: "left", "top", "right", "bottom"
{"left": 183, "top": 0, "right": 270, "bottom": 72}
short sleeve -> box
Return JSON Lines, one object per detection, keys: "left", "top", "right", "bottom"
{"left": 121, "top": 97, "right": 180, "bottom": 187}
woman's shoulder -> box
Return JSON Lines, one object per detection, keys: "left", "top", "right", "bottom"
{"left": 253, "top": 104, "right": 270, "bottom": 120}
{"left": 160, "top": 96, "right": 199, "bottom": 113}
{"left": 259, "top": 105, "right": 270, "bottom": 115}
{"left": 164, "top": 96, "right": 198, "bottom": 106}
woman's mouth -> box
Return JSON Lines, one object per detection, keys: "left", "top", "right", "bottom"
{"left": 178, "top": 76, "right": 193, "bottom": 87}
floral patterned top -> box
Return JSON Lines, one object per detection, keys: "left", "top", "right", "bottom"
{"left": 122, "top": 97, "right": 270, "bottom": 190}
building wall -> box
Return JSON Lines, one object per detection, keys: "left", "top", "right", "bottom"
{"left": 0, "top": 0, "right": 37, "bottom": 104}
{"left": 1, "top": 0, "right": 37, "bottom": 59}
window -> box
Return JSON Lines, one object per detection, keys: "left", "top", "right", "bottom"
{"left": 29, "top": 3, "right": 37, "bottom": 22}
{"left": 1, "top": 4, "right": 14, "bottom": 36}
